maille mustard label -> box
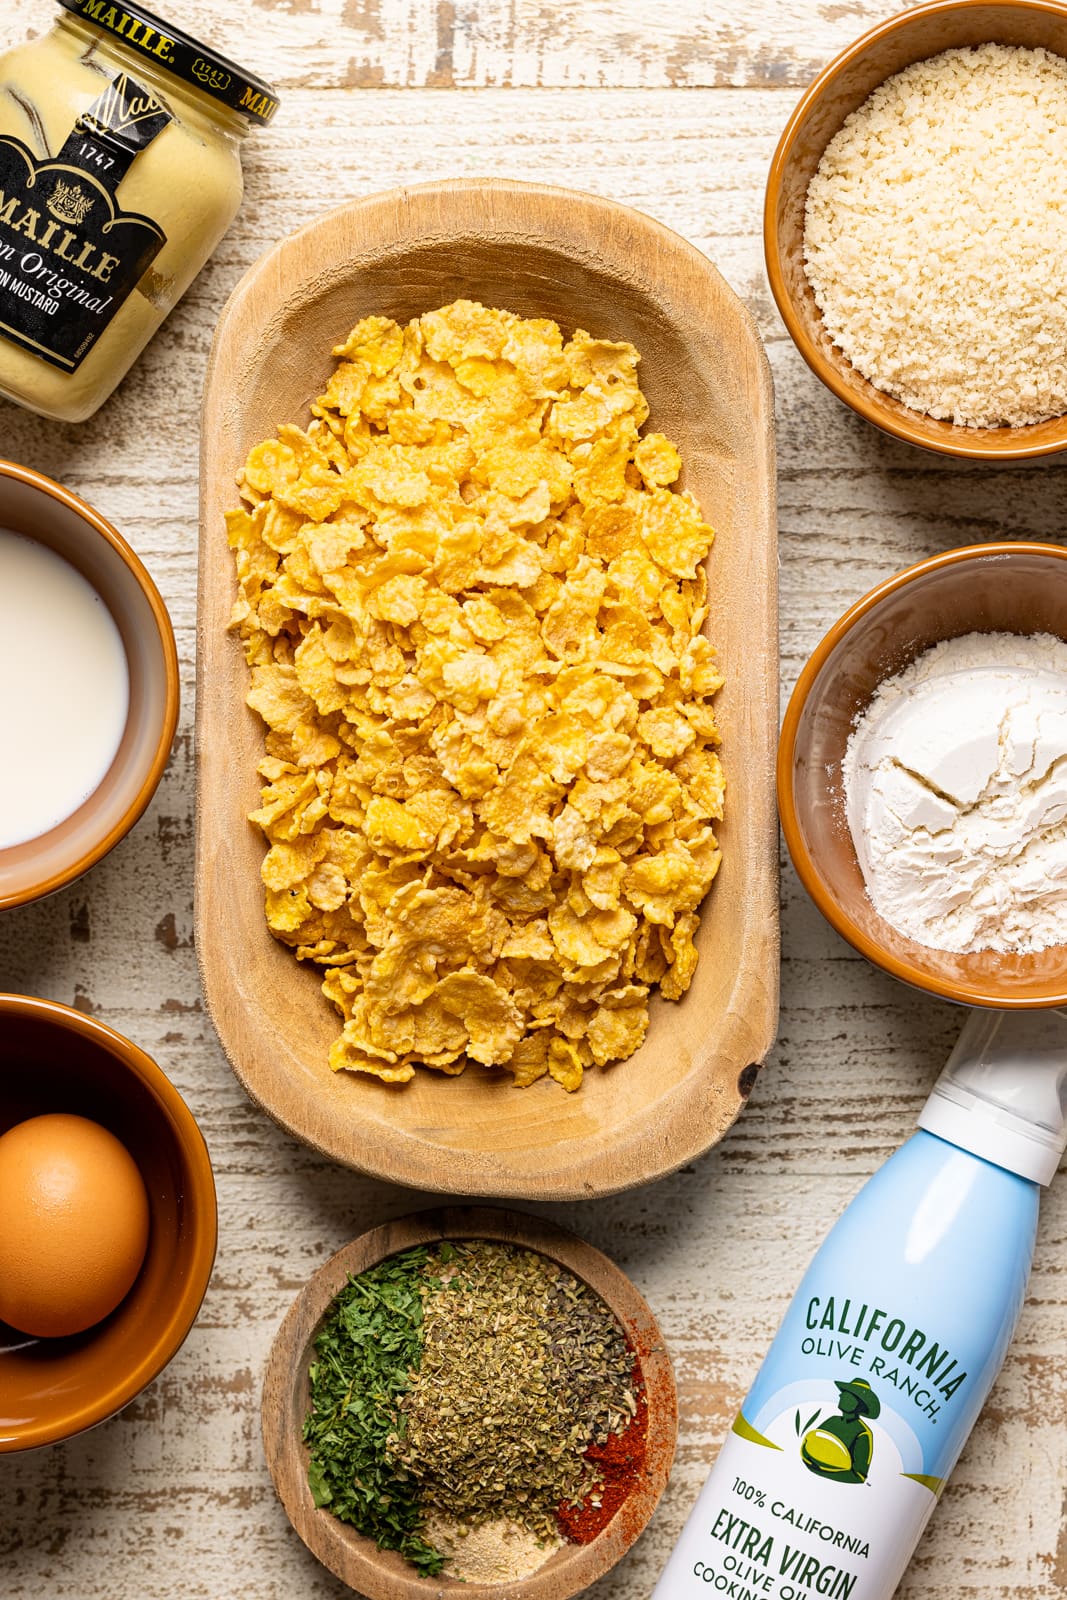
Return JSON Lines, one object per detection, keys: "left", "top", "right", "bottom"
{"left": 0, "top": 74, "right": 169, "bottom": 372}
{"left": 61, "top": 72, "right": 173, "bottom": 186}
{"left": 56, "top": 0, "right": 280, "bottom": 125}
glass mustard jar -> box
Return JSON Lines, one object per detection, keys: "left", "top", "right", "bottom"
{"left": 0, "top": 0, "right": 278, "bottom": 422}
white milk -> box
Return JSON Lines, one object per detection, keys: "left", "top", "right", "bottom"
{"left": 0, "top": 529, "right": 129, "bottom": 849}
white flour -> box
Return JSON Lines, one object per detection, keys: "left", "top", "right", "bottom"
{"left": 843, "top": 632, "right": 1067, "bottom": 953}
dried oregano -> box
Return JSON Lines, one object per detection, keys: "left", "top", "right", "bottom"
{"left": 386, "top": 1241, "right": 637, "bottom": 1541}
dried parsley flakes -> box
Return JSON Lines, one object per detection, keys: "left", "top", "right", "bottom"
{"left": 303, "top": 1247, "right": 444, "bottom": 1576}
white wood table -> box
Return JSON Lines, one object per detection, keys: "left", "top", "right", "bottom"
{"left": 1, "top": 3, "right": 1064, "bottom": 1596}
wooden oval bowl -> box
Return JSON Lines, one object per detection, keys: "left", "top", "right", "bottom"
{"left": 262, "top": 1207, "right": 676, "bottom": 1600}
{"left": 765, "top": 0, "right": 1067, "bottom": 461}
{"left": 196, "top": 179, "right": 779, "bottom": 1198}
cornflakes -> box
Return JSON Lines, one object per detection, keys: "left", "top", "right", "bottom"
{"left": 228, "top": 300, "right": 725, "bottom": 1092}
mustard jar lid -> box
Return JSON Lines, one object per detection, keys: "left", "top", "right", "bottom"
{"left": 55, "top": 0, "right": 280, "bottom": 125}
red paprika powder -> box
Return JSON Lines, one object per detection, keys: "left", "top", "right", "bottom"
{"left": 556, "top": 1385, "right": 649, "bottom": 1544}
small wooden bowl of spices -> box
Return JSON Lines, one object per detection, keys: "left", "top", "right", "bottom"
{"left": 262, "top": 1207, "right": 676, "bottom": 1600}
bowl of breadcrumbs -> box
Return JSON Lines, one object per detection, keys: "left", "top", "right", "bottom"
{"left": 765, "top": 0, "right": 1067, "bottom": 460}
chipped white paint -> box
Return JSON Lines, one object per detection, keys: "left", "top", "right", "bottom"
{"left": 8, "top": 0, "right": 929, "bottom": 89}
{"left": 0, "top": 11, "right": 1064, "bottom": 1600}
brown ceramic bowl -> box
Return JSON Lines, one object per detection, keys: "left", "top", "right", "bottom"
{"left": 779, "top": 542, "right": 1067, "bottom": 1007}
{"left": 0, "top": 995, "right": 217, "bottom": 1451}
{"left": 0, "top": 461, "right": 179, "bottom": 910}
{"left": 262, "top": 1207, "right": 676, "bottom": 1600}
{"left": 765, "top": 0, "right": 1067, "bottom": 461}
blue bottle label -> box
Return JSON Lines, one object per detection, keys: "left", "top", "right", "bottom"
{"left": 654, "top": 1418, "right": 934, "bottom": 1600}
{"left": 744, "top": 1288, "right": 969, "bottom": 1486}
{"left": 651, "top": 1289, "right": 963, "bottom": 1600}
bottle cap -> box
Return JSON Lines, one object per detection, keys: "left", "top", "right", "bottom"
{"left": 57, "top": 0, "right": 280, "bottom": 125}
{"left": 919, "top": 1009, "right": 1067, "bottom": 1185}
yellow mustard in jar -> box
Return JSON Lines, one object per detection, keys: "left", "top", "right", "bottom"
{"left": 0, "top": 0, "right": 278, "bottom": 422}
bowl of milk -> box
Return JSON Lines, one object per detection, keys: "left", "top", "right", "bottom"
{"left": 0, "top": 461, "right": 178, "bottom": 909}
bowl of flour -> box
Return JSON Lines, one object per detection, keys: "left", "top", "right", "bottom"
{"left": 779, "top": 543, "right": 1067, "bottom": 1006}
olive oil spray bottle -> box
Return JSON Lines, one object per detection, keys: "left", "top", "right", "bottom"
{"left": 651, "top": 1008, "right": 1067, "bottom": 1600}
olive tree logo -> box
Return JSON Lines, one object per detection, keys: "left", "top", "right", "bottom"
{"left": 796, "top": 1379, "right": 881, "bottom": 1484}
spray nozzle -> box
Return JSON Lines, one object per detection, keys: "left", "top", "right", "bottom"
{"left": 918, "top": 1008, "right": 1067, "bottom": 1185}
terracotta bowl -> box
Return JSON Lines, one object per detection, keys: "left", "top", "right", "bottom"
{"left": 0, "top": 460, "right": 179, "bottom": 910}
{"left": 779, "top": 543, "right": 1067, "bottom": 1007}
{"left": 765, "top": 0, "right": 1067, "bottom": 461}
{"left": 196, "top": 179, "right": 779, "bottom": 1199}
{"left": 262, "top": 1206, "right": 676, "bottom": 1600}
{"left": 0, "top": 995, "right": 217, "bottom": 1451}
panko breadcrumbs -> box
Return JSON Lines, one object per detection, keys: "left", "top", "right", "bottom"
{"left": 804, "top": 44, "right": 1067, "bottom": 428}
{"left": 227, "top": 300, "right": 725, "bottom": 1091}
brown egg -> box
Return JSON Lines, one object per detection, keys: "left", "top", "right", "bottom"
{"left": 0, "top": 1113, "right": 150, "bottom": 1338}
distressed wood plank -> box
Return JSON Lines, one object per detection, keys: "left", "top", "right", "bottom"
{"left": 4, "top": 0, "right": 931, "bottom": 91}
{"left": 0, "top": 78, "right": 1063, "bottom": 1600}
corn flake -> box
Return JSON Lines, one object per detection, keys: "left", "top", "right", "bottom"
{"left": 229, "top": 300, "right": 725, "bottom": 1091}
